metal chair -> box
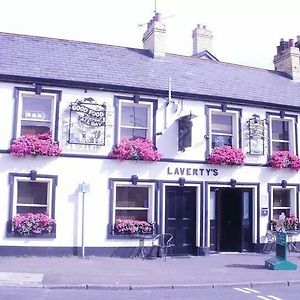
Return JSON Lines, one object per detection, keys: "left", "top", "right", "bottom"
{"left": 262, "top": 231, "right": 276, "bottom": 253}
{"left": 151, "top": 233, "right": 175, "bottom": 261}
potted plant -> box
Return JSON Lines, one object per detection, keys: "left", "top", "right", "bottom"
{"left": 12, "top": 213, "right": 56, "bottom": 236}
{"left": 10, "top": 131, "right": 61, "bottom": 157}
{"left": 284, "top": 216, "right": 299, "bottom": 231}
{"left": 206, "top": 146, "right": 245, "bottom": 165}
{"left": 113, "top": 219, "right": 155, "bottom": 235}
{"left": 268, "top": 151, "right": 300, "bottom": 171}
{"left": 109, "top": 138, "right": 161, "bottom": 161}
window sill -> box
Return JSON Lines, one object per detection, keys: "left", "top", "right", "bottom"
{"left": 107, "top": 233, "right": 156, "bottom": 240}
{"left": 6, "top": 232, "right": 56, "bottom": 239}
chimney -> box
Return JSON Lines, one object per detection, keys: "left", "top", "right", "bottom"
{"left": 192, "top": 24, "right": 213, "bottom": 55}
{"left": 142, "top": 13, "right": 166, "bottom": 58}
{"left": 273, "top": 37, "right": 300, "bottom": 81}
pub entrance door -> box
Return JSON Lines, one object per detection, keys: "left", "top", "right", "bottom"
{"left": 165, "top": 186, "right": 197, "bottom": 255}
{"left": 210, "top": 188, "right": 253, "bottom": 252}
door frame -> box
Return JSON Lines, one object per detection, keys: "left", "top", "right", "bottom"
{"left": 159, "top": 181, "right": 203, "bottom": 254}
{"left": 205, "top": 181, "right": 260, "bottom": 253}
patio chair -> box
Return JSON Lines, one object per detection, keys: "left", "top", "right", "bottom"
{"left": 262, "top": 231, "right": 276, "bottom": 253}
{"left": 151, "top": 233, "right": 175, "bottom": 261}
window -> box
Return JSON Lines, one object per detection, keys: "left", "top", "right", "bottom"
{"left": 9, "top": 172, "right": 57, "bottom": 220}
{"left": 14, "top": 87, "right": 61, "bottom": 139}
{"left": 270, "top": 118, "right": 294, "bottom": 152}
{"left": 114, "top": 96, "right": 157, "bottom": 143}
{"left": 111, "top": 181, "right": 156, "bottom": 227}
{"left": 272, "top": 188, "right": 296, "bottom": 219}
{"left": 206, "top": 106, "right": 240, "bottom": 153}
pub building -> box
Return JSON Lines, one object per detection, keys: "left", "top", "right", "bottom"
{"left": 1, "top": 14, "right": 300, "bottom": 256}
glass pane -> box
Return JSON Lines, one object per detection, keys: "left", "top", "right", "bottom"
{"left": 273, "top": 189, "right": 290, "bottom": 207}
{"left": 212, "top": 134, "right": 232, "bottom": 148}
{"left": 17, "top": 206, "right": 47, "bottom": 214}
{"left": 273, "top": 208, "right": 290, "bottom": 220}
{"left": 272, "top": 141, "right": 289, "bottom": 151}
{"left": 121, "top": 105, "right": 148, "bottom": 127}
{"left": 211, "top": 114, "right": 232, "bottom": 134}
{"left": 21, "top": 120, "right": 51, "bottom": 135}
{"left": 120, "top": 128, "right": 147, "bottom": 140}
{"left": 22, "top": 96, "right": 53, "bottom": 121}
{"left": 243, "top": 192, "right": 250, "bottom": 219}
{"left": 210, "top": 191, "right": 216, "bottom": 220}
{"left": 116, "top": 187, "right": 148, "bottom": 208}
{"left": 17, "top": 181, "right": 48, "bottom": 205}
{"left": 115, "top": 210, "right": 148, "bottom": 221}
{"left": 272, "top": 119, "right": 289, "bottom": 141}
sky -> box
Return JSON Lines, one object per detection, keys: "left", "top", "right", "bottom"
{"left": 1, "top": 0, "right": 300, "bottom": 69}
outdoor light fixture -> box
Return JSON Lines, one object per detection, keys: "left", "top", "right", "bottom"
{"left": 221, "top": 103, "right": 227, "bottom": 112}
{"left": 134, "top": 94, "right": 140, "bottom": 103}
{"left": 179, "top": 177, "right": 185, "bottom": 187}
{"left": 131, "top": 175, "right": 139, "bottom": 185}
{"left": 280, "top": 110, "right": 285, "bottom": 119}
{"left": 230, "top": 179, "right": 237, "bottom": 188}
{"left": 281, "top": 180, "right": 287, "bottom": 188}
{"left": 30, "top": 170, "right": 37, "bottom": 181}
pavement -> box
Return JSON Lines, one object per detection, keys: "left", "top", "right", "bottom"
{"left": 0, "top": 252, "right": 300, "bottom": 290}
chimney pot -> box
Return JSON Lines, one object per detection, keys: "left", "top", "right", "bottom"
{"left": 192, "top": 24, "right": 213, "bottom": 55}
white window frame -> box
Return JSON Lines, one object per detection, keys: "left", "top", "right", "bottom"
{"left": 12, "top": 176, "right": 53, "bottom": 217}
{"left": 269, "top": 116, "right": 295, "bottom": 154}
{"left": 16, "top": 91, "right": 57, "bottom": 138}
{"left": 208, "top": 109, "right": 239, "bottom": 152}
{"left": 271, "top": 186, "right": 297, "bottom": 219}
{"left": 112, "top": 181, "right": 155, "bottom": 224}
{"left": 118, "top": 100, "right": 153, "bottom": 142}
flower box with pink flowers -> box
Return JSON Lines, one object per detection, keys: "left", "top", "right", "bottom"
{"left": 206, "top": 146, "right": 245, "bottom": 165}
{"left": 268, "top": 151, "right": 300, "bottom": 171}
{"left": 10, "top": 131, "right": 61, "bottom": 157}
{"left": 8, "top": 213, "right": 56, "bottom": 238}
{"left": 113, "top": 219, "right": 155, "bottom": 235}
{"left": 109, "top": 138, "right": 161, "bottom": 161}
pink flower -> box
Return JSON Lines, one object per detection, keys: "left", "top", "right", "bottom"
{"left": 109, "top": 138, "right": 161, "bottom": 161}
{"left": 10, "top": 131, "right": 61, "bottom": 157}
{"left": 114, "top": 219, "right": 155, "bottom": 235}
{"left": 206, "top": 146, "right": 245, "bottom": 165}
{"left": 12, "top": 213, "right": 56, "bottom": 235}
{"left": 268, "top": 151, "right": 300, "bottom": 171}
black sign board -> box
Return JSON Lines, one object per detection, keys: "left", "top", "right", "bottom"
{"left": 68, "top": 98, "right": 106, "bottom": 145}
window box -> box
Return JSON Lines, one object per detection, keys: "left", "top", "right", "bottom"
{"left": 10, "top": 131, "right": 61, "bottom": 157}
{"left": 7, "top": 213, "right": 56, "bottom": 238}
{"left": 113, "top": 219, "right": 155, "bottom": 235}
{"left": 109, "top": 138, "right": 161, "bottom": 161}
{"left": 206, "top": 146, "right": 245, "bottom": 165}
{"left": 268, "top": 151, "right": 300, "bottom": 170}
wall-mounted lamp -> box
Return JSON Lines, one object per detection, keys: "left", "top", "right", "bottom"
{"left": 131, "top": 175, "right": 138, "bottom": 185}
{"left": 178, "top": 177, "right": 185, "bottom": 187}
{"left": 280, "top": 110, "right": 285, "bottom": 119}
{"left": 281, "top": 180, "right": 287, "bottom": 188}
{"left": 30, "top": 170, "right": 37, "bottom": 181}
{"left": 35, "top": 84, "right": 42, "bottom": 95}
{"left": 134, "top": 94, "right": 140, "bottom": 103}
{"left": 230, "top": 179, "right": 237, "bottom": 188}
{"left": 221, "top": 103, "right": 227, "bottom": 112}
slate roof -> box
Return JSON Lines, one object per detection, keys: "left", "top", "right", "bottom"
{"left": 0, "top": 32, "right": 300, "bottom": 109}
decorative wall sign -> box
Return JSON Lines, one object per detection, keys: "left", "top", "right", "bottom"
{"left": 246, "top": 114, "right": 266, "bottom": 155}
{"left": 68, "top": 97, "right": 106, "bottom": 145}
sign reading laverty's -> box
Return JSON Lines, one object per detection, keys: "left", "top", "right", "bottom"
{"left": 68, "top": 98, "right": 106, "bottom": 145}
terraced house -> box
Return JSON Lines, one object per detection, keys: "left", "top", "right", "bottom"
{"left": 1, "top": 13, "right": 300, "bottom": 256}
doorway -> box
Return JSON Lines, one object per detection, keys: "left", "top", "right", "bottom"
{"left": 210, "top": 187, "right": 253, "bottom": 252}
{"left": 165, "top": 186, "right": 197, "bottom": 255}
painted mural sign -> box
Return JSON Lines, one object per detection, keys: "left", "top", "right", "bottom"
{"left": 68, "top": 97, "right": 106, "bottom": 145}
{"left": 167, "top": 167, "right": 219, "bottom": 177}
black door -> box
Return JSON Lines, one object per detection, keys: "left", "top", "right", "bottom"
{"left": 165, "top": 186, "right": 196, "bottom": 255}
{"left": 214, "top": 188, "right": 253, "bottom": 252}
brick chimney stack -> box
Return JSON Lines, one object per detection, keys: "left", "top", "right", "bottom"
{"left": 143, "top": 13, "right": 166, "bottom": 58}
{"left": 192, "top": 24, "right": 213, "bottom": 55}
{"left": 273, "top": 38, "right": 300, "bottom": 81}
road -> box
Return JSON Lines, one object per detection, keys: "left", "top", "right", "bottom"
{"left": 0, "top": 285, "right": 299, "bottom": 300}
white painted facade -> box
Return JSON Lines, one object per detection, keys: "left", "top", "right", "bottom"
{"left": 0, "top": 80, "right": 300, "bottom": 255}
